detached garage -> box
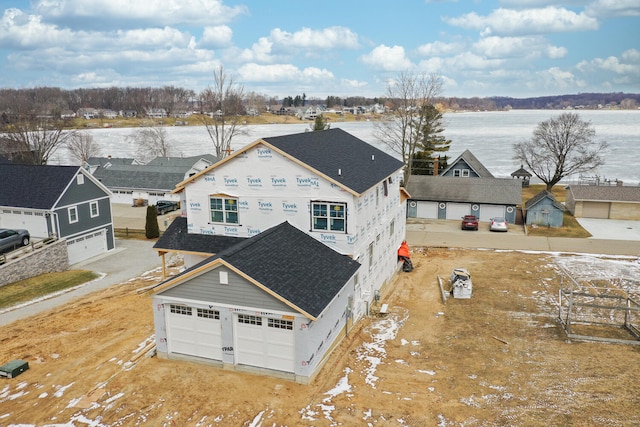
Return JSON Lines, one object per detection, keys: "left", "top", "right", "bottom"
{"left": 566, "top": 185, "right": 640, "bottom": 220}
{"left": 406, "top": 175, "right": 521, "bottom": 224}
{"left": 152, "top": 222, "right": 360, "bottom": 384}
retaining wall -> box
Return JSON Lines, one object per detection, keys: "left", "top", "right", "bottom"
{"left": 0, "top": 240, "right": 69, "bottom": 287}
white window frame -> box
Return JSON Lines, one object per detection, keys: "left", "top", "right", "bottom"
{"left": 90, "top": 201, "right": 99, "bottom": 218}
{"left": 209, "top": 195, "right": 239, "bottom": 224}
{"left": 68, "top": 206, "right": 79, "bottom": 224}
{"left": 461, "top": 169, "right": 470, "bottom": 177}
{"left": 311, "top": 201, "right": 346, "bottom": 233}
{"left": 76, "top": 174, "right": 84, "bottom": 185}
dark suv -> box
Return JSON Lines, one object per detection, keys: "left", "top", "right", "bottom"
{"left": 461, "top": 215, "right": 479, "bottom": 231}
{"left": 0, "top": 228, "right": 30, "bottom": 253}
{"left": 155, "top": 200, "right": 179, "bottom": 215}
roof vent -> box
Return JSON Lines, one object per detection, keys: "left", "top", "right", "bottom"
{"left": 371, "top": 154, "right": 375, "bottom": 161}
{"left": 338, "top": 168, "right": 342, "bottom": 176}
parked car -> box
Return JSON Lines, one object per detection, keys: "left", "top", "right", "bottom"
{"left": 0, "top": 228, "right": 30, "bottom": 253}
{"left": 155, "top": 200, "right": 179, "bottom": 215}
{"left": 490, "top": 217, "right": 508, "bottom": 232}
{"left": 461, "top": 215, "right": 479, "bottom": 231}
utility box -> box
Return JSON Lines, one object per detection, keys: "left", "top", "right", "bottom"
{"left": 0, "top": 360, "right": 29, "bottom": 378}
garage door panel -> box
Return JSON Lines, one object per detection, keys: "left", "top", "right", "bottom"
{"left": 235, "top": 314, "right": 294, "bottom": 373}
{"left": 416, "top": 201, "right": 438, "bottom": 219}
{"left": 67, "top": 230, "right": 107, "bottom": 264}
{"left": 479, "top": 205, "right": 505, "bottom": 222}
{"left": 446, "top": 203, "right": 471, "bottom": 220}
{"left": 167, "top": 306, "right": 222, "bottom": 360}
{"left": 582, "top": 202, "right": 610, "bottom": 219}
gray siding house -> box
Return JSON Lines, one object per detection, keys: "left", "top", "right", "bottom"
{"left": 440, "top": 150, "right": 494, "bottom": 178}
{"left": 152, "top": 222, "right": 360, "bottom": 383}
{"left": 0, "top": 164, "right": 115, "bottom": 264}
{"left": 525, "top": 190, "right": 565, "bottom": 228}
{"left": 406, "top": 175, "right": 522, "bottom": 224}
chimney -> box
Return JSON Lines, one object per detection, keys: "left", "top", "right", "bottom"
{"left": 433, "top": 157, "right": 439, "bottom": 176}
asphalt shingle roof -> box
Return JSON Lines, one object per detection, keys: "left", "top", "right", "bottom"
{"left": 263, "top": 128, "right": 404, "bottom": 194}
{"left": 153, "top": 217, "right": 245, "bottom": 254}
{"left": 525, "top": 190, "right": 565, "bottom": 211}
{"left": 161, "top": 221, "right": 361, "bottom": 318}
{"left": 92, "top": 167, "right": 186, "bottom": 191}
{"left": 567, "top": 185, "right": 640, "bottom": 202}
{"left": 441, "top": 150, "right": 494, "bottom": 178}
{"left": 406, "top": 175, "right": 522, "bottom": 205}
{"left": 0, "top": 164, "right": 80, "bottom": 209}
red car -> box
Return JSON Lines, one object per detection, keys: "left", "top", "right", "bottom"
{"left": 461, "top": 215, "right": 479, "bottom": 231}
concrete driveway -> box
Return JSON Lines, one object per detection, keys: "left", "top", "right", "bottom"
{"left": 577, "top": 218, "right": 640, "bottom": 241}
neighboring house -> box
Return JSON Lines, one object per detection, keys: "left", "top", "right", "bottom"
{"left": 565, "top": 185, "right": 640, "bottom": 220}
{"left": 0, "top": 164, "right": 115, "bottom": 264}
{"left": 440, "top": 150, "right": 494, "bottom": 178}
{"left": 99, "top": 109, "right": 118, "bottom": 119}
{"left": 90, "top": 155, "right": 217, "bottom": 205}
{"left": 152, "top": 128, "right": 407, "bottom": 381}
{"left": 77, "top": 108, "right": 99, "bottom": 119}
{"left": 525, "top": 190, "right": 565, "bottom": 228}
{"left": 152, "top": 221, "right": 360, "bottom": 383}
{"left": 406, "top": 175, "right": 521, "bottom": 223}
{"left": 84, "top": 157, "right": 140, "bottom": 175}
{"left": 146, "top": 108, "right": 167, "bottom": 119}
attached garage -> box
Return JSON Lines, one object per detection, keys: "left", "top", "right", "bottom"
{"left": 152, "top": 222, "right": 361, "bottom": 383}
{"left": 0, "top": 210, "right": 49, "bottom": 238}
{"left": 235, "top": 314, "right": 295, "bottom": 372}
{"left": 581, "top": 201, "right": 610, "bottom": 219}
{"left": 416, "top": 201, "right": 438, "bottom": 219}
{"left": 66, "top": 229, "right": 108, "bottom": 264}
{"left": 166, "top": 304, "right": 222, "bottom": 360}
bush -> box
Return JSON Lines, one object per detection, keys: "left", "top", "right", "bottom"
{"left": 145, "top": 205, "right": 160, "bottom": 239}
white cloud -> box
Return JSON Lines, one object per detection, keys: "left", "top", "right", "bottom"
{"left": 417, "top": 40, "right": 465, "bottom": 56}
{"left": 444, "top": 7, "right": 599, "bottom": 36}
{"left": 341, "top": 78, "right": 368, "bottom": 88}
{"left": 33, "top": 0, "right": 247, "bottom": 27}
{"left": 237, "top": 63, "right": 334, "bottom": 83}
{"left": 0, "top": 8, "right": 74, "bottom": 48}
{"left": 269, "top": 26, "right": 359, "bottom": 50}
{"left": 585, "top": 0, "right": 640, "bottom": 18}
{"left": 236, "top": 37, "right": 275, "bottom": 63}
{"left": 473, "top": 36, "right": 567, "bottom": 59}
{"left": 200, "top": 26, "right": 233, "bottom": 48}
{"left": 360, "top": 45, "right": 413, "bottom": 71}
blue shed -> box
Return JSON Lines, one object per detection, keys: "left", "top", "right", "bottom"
{"left": 525, "top": 190, "right": 565, "bottom": 228}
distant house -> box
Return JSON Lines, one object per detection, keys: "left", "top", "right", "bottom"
{"left": 90, "top": 154, "right": 218, "bottom": 206}
{"left": 565, "top": 185, "right": 640, "bottom": 220}
{"left": 146, "top": 108, "right": 168, "bottom": 119}
{"left": 99, "top": 109, "right": 118, "bottom": 119}
{"left": 77, "top": 108, "right": 99, "bottom": 119}
{"left": 0, "top": 164, "right": 115, "bottom": 264}
{"left": 525, "top": 190, "right": 565, "bottom": 228}
{"left": 440, "top": 150, "right": 494, "bottom": 178}
{"left": 121, "top": 110, "right": 137, "bottom": 118}
{"left": 406, "top": 175, "right": 521, "bottom": 223}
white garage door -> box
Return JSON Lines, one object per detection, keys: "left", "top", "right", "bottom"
{"left": 166, "top": 304, "right": 222, "bottom": 360}
{"left": 235, "top": 314, "right": 295, "bottom": 373}
{"left": 446, "top": 203, "right": 471, "bottom": 220}
{"left": 416, "top": 201, "right": 438, "bottom": 219}
{"left": 66, "top": 229, "right": 107, "bottom": 264}
{"left": 0, "top": 210, "right": 49, "bottom": 238}
{"left": 479, "top": 205, "right": 505, "bottom": 222}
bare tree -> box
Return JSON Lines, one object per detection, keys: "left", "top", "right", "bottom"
{"left": 0, "top": 115, "right": 76, "bottom": 165}
{"left": 66, "top": 131, "right": 101, "bottom": 164}
{"left": 374, "top": 72, "right": 443, "bottom": 184}
{"left": 513, "top": 112, "right": 608, "bottom": 190}
{"left": 196, "top": 66, "right": 248, "bottom": 158}
{"left": 128, "top": 121, "right": 173, "bottom": 163}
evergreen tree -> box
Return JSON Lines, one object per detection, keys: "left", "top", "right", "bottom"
{"left": 145, "top": 205, "right": 160, "bottom": 239}
{"left": 411, "top": 104, "right": 452, "bottom": 175}
{"left": 312, "top": 114, "right": 330, "bottom": 131}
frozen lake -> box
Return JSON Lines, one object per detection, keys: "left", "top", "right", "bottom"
{"left": 49, "top": 109, "right": 640, "bottom": 185}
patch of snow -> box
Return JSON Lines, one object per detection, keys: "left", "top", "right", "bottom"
{"left": 53, "top": 382, "right": 74, "bottom": 398}
{"left": 418, "top": 370, "right": 436, "bottom": 375}
{"left": 323, "top": 368, "right": 352, "bottom": 402}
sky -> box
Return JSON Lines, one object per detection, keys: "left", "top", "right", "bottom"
{"left": 0, "top": 0, "right": 638, "bottom": 99}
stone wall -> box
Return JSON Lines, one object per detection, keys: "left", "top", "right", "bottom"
{"left": 0, "top": 240, "right": 69, "bottom": 287}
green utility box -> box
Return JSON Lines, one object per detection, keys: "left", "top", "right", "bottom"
{"left": 0, "top": 359, "right": 29, "bottom": 378}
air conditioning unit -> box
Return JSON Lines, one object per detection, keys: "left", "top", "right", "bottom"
{"left": 0, "top": 359, "right": 29, "bottom": 378}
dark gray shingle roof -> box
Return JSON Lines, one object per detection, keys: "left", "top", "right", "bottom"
{"left": 525, "top": 190, "right": 565, "bottom": 211}
{"left": 0, "top": 164, "right": 80, "bottom": 209}
{"left": 160, "top": 221, "right": 361, "bottom": 318}
{"left": 263, "top": 128, "right": 404, "bottom": 194}
{"left": 154, "top": 217, "right": 245, "bottom": 254}
{"left": 406, "top": 175, "right": 522, "bottom": 205}
{"left": 93, "top": 167, "right": 185, "bottom": 191}
{"left": 441, "top": 149, "right": 494, "bottom": 178}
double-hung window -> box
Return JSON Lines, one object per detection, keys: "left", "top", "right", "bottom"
{"left": 68, "top": 206, "right": 78, "bottom": 224}
{"left": 210, "top": 196, "right": 238, "bottom": 224}
{"left": 312, "top": 201, "right": 346, "bottom": 232}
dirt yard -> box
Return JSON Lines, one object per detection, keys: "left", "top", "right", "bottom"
{"left": 1, "top": 247, "right": 639, "bottom": 426}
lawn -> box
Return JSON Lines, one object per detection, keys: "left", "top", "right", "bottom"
{"left": 0, "top": 270, "right": 99, "bottom": 310}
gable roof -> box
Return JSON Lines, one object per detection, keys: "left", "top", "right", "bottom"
{"left": 146, "top": 154, "right": 218, "bottom": 167}
{"left": 525, "top": 190, "right": 565, "bottom": 211}
{"left": 86, "top": 157, "right": 137, "bottom": 167}
{"left": 93, "top": 166, "right": 186, "bottom": 191}
{"left": 406, "top": 175, "right": 522, "bottom": 205}
{"left": 0, "top": 164, "right": 83, "bottom": 209}
{"left": 153, "top": 217, "right": 245, "bottom": 255}
{"left": 441, "top": 149, "right": 494, "bottom": 178}
{"left": 511, "top": 165, "right": 532, "bottom": 178}
{"left": 155, "top": 221, "right": 361, "bottom": 320}
{"left": 174, "top": 128, "right": 404, "bottom": 196}
{"left": 567, "top": 185, "right": 640, "bottom": 203}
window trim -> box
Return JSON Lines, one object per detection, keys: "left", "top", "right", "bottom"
{"left": 311, "top": 201, "right": 347, "bottom": 233}
{"left": 89, "top": 201, "right": 99, "bottom": 218}
{"left": 68, "top": 206, "right": 79, "bottom": 224}
{"left": 209, "top": 195, "right": 239, "bottom": 224}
